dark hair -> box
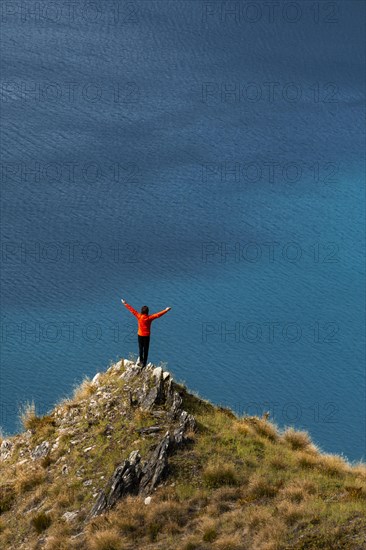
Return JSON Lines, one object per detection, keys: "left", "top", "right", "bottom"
{"left": 141, "top": 305, "right": 149, "bottom": 315}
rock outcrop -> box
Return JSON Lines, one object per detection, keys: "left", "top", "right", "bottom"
{"left": 89, "top": 361, "right": 196, "bottom": 518}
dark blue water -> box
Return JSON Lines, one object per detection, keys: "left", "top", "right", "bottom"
{"left": 1, "top": 0, "right": 365, "bottom": 463}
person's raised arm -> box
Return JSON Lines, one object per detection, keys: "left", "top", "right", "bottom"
{"left": 149, "top": 307, "right": 171, "bottom": 321}
{"left": 121, "top": 299, "right": 139, "bottom": 318}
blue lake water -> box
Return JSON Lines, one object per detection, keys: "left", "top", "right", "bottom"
{"left": 0, "top": 0, "right": 365, "bottom": 463}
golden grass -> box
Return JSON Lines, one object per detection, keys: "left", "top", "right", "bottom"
{"left": 30, "top": 511, "right": 52, "bottom": 533}
{"left": 86, "top": 528, "right": 128, "bottom": 550}
{"left": 202, "top": 460, "right": 240, "bottom": 488}
{"left": 200, "top": 518, "right": 218, "bottom": 542}
{"left": 72, "top": 377, "right": 97, "bottom": 401}
{"left": 15, "top": 466, "right": 46, "bottom": 494}
{"left": 277, "top": 478, "right": 317, "bottom": 503}
{"left": 0, "top": 483, "right": 16, "bottom": 514}
{"left": 1, "top": 358, "right": 366, "bottom": 550}
{"left": 317, "top": 453, "right": 352, "bottom": 476}
{"left": 281, "top": 427, "right": 313, "bottom": 450}
{"left": 19, "top": 400, "right": 37, "bottom": 430}
{"left": 247, "top": 473, "right": 282, "bottom": 500}
{"left": 244, "top": 417, "right": 280, "bottom": 442}
{"left": 213, "top": 533, "right": 244, "bottom": 549}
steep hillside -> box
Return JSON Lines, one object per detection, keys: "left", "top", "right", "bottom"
{"left": 0, "top": 358, "right": 365, "bottom": 550}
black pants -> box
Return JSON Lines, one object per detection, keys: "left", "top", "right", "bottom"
{"left": 138, "top": 335, "right": 150, "bottom": 367}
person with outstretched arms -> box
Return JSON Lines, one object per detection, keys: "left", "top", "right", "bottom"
{"left": 121, "top": 299, "right": 171, "bottom": 367}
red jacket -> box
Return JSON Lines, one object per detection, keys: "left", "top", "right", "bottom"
{"left": 123, "top": 302, "right": 169, "bottom": 336}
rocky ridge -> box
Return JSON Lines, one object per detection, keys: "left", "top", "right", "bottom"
{"left": 89, "top": 360, "right": 196, "bottom": 517}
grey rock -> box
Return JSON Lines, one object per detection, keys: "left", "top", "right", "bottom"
{"left": 0, "top": 439, "right": 13, "bottom": 460}
{"left": 138, "top": 431, "right": 171, "bottom": 496}
{"left": 152, "top": 366, "right": 163, "bottom": 380}
{"left": 31, "top": 441, "right": 50, "bottom": 460}
{"left": 169, "top": 391, "right": 183, "bottom": 419}
{"left": 62, "top": 511, "right": 79, "bottom": 522}
{"left": 88, "top": 360, "right": 196, "bottom": 518}
{"left": 90, "top": 450, "right": 142, "bottom": 517}
{"left": 136, "top": 426, "right": 162, "bottom": 435}
{"left": 173, "top": 411, "right": 197, "bottom": 445}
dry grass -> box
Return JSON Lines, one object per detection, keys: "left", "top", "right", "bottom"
{"left": 200, "top": 518, "right": 218, "bottom": 542}
{"left": 30, "top": 511, "right": 52, "bottom": 533}
{"left": 202, "top": 460, "right": 240, "bottom": 488}
{"left": 19, "top": 400, "right": 38, "bottom": 430}
{"left": 0, "top": 483, "right": 16, "bottom": 514}
{"left": 72, "top": 377, "right": 97, "bottom": 401}
{"left": 243, "top": 417, "right": 279, "bottom": 442}
{"left": 15, "top": 465, "right": 46, "bottom": 494}
{"left": 251, "top": 517, "right": 287, "bottom": 550}
{"left": 213, "top": 533, "right": 244, "bottom": 549}
{"left": 1, "top": 357, "right": 366, "bottom": 550}
{"left": 317, "top": 453, "right": 352, "bottom": 476}
{"left": 275, "top": 500, "right": 307, "bottom": 525}
{"left": 86, "top": 528, "right": 128, "bottom": 550}
{"left": 268, "top": 453, "right": 288, "bottom": 471}
{"left": 296, "top": 450, "right": 320, "bottom": 470}
{"left": 281, "top": 427, "right": 313, "bottom": 450}
{"left": 277, "top": 479, "right": 317, "bottom": 503}
{"left": 247, "top": 473, "right": 282, "bottom": 500}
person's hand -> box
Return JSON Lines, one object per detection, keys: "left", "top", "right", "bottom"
{"left": 166, "top": 307, "right": 171, "bottom": 311}
{"left": 121, "top": 299, "right": 126, "bottom": 304}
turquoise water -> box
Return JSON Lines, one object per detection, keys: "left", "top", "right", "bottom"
{"left": 1, "top": 0, "right": 365, "bottom": 462}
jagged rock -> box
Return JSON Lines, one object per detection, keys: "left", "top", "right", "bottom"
{"left": 136, "top": 426, "right": 162, "bottom": 435}
{"left": 152, "top": 366, "right": 163, "bottom": 380}
{"left": 134, "top": 369, "right": 166, "bottom": 410}
{"left": 168, "top": 391, "right": 183, "bottom": 419}
{"left": 164, "top": 376, "right": 173, "bottom": 403}
{"left": 90, "top": 450, "right": 142, "bottom": 517}
{"left": 31, "top": 441, "right": 50, "bottom": 460}
{"left": 120, "top": 364, "right": 143, "bottom": 381}
{"left": 0, "top": 439, "right": 13, "bottom": 460}
{"left": 138, "top": 431, "right": 171, "bottom": 496}
{"left": 144, "top": 496, "right": 152, "bottom": 505}
{"left": 173, "top": 411, "right": 197, "bottom": 445}
{"left": 88, "top": 360, "right": 196, "bottom": 518}
{"left": 138, "top": 384, "right": 163, "bottom": 411}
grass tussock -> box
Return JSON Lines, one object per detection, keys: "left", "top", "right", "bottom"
{"left": 281, "top": 427, "right": 313, "bottom": 450}
{"left": 213, "top": 533, "right": 244, "bottom": 549}
{"left": 30, "top": 511, "right": 52, "bottom": 533}
{"left": 86, "top": 528, "right": 128, "bottom": 550}
{"left": 247, "top": 473, "right": 282, "bottom": 500}
{"left": 19, "top": 400, "right": 37, "bottom": 430}
{"left": 202, "top": 460, "right": 240, "bottom": 488}
{"left": 0, "top": 483, "right": 16, "bottom": 514}
{"left": 72, "top": 376, "right": 98, "bottom": 401}
{"left": 15, "top": 466, "right": 46, "bottom": 494}
{"left": 243, "top": 417, "right": 279, "bottom": 442}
